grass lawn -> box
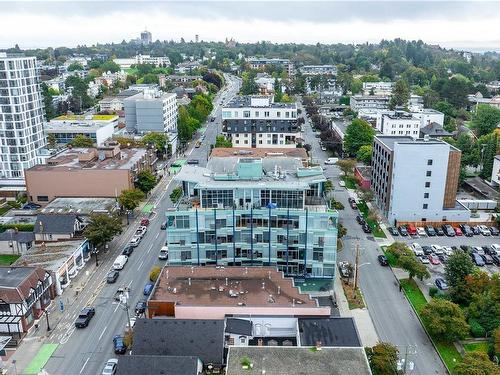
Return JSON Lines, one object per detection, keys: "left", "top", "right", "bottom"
{"left": 357, "top": 201, "right": 386, "bottom": 238}
{"left": 399, "top": 278, "right": 428, "bottom": 313}
{"left": 0, "top": 254, "right": 20, "bottom": 266}
{"left": 435, "top": 341, "right": 462, "bottom": 371}
{"left": 125, "top": 67, "right": 138, "bottom": 75}
{"left": 0, "top": 205, "right": 10, "bottom": 216}
{"left": 463, "top": 341, "right": 489, "bottom": 354}
{"left": 342, "top": 281, "right": 366, "bottom": 309}
{"left": 380, "top": 245, "right": 398, "bottom": 267}
{"left": 341, "top": 175, "right": 357, "bottom": 189}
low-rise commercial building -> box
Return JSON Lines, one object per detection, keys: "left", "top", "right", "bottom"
{"left": 113, "top": 54, "right": 170, "bottom": 69}
{"left": 25, "top": 141, "right": 156, "bottom": 205}
{"left": 45, "top": 114, "right": 118, "bottom": 145}
{"left": 166, "top": 155, "right": 337, "bottom": 277}
{"left": 372, "top": 136, "right": 470, "bottom": 225}
{"left": 222, "top": 96, "right": 300, "bottom": 148}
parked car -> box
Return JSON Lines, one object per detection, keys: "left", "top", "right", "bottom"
{"left": 489, "top": 244, "right": 500, "bottom": 256}
{"left": 101, "top": 358, "right": 118, "bottom": 375}
{"left": 478, "top": 225, "right": 491, "bottom": 236}
{"left": 454, "top": 227, "right": 463, "bottom": 236}
{"left": 459, "top": 224, "right": 473, "bottom": 237}
{"left": 489, "top": 227, "right": 499, "bottom": 236}
{"left": 428, "top": 254, "right": 440, "bottom": 265}
{"left": 471, "top": 253, "right": 485, "bottom": 266}
{"left": 113, "top": 335, "right": 127, "bottom": 354}
{"left": 129, "top": 236, "right": 141, "bottom": 247}
{"left": 106, "top": 270, "right": 119, "bottom": 284}
{"left": 160, "top": 222, "right": 167, "bottom": 230}
{"left": 481, "top": 254, "right": 494, "bottom": 265}
{"left": 438, "top": 254, "right": 448, "bottom": 263}
{"left": 113, "top": 255, "right": 128, "bottom": 270}
{"left": 135, "top": 300, "right": 147, "bottom": 315}
{"left": 356, "top": 215, "right": 365, "bottom": 225}
{"left": 22, "top": 202, "right": 41, "bottom": 210}
{"left": 442, "top": 246, "right": 454, "bottom": 256}
{"left": 472, "top": 246, "right": 485, "bottom": 255}
{"left": 435, "top": 278, "right": 449, "bottom": 290}
{"left": 121, "top": 246, "right": 133, "bottom": 256}
{"left": 187, "top": 159, "right": 199, "bottom": 165}
{"left": 491, "top": 254, "right": 500, "bottom": 266}
{"left": 349, "top": 200, "right": 358, "bottom": 210}
{"left": 406, "top": 224, "right": 417, "bottom": 236}
{"left": 425, "top": 225, "right": 436, "bottom": 236}
{"left": 135, "top": 226, "right": 147, "bottom": 238}
{"left": 158, "top": 245, "right": 168, "bottom": 260}
{"left": 411, "top": 243, "right": 424, "bottom": 256}
{"left": 435, "top": 227, "right": 445, "bottom": 236}
{"left": 338, "top": 261, "right": 353, "bottom": 278}
{"left": 422, "top": 245, "right": 433, "bottom": 255}
{"left": 324, "top": 157, "right": 339, "bottom": 165}
{"left": 416, "top": 227, "right": 426, "bottom": 236}
{"left": 441, "top": 224, "right": 455, "bottom": 237}
{"left": 430, "top": 244, "right": 444, "bottom": 255}
{"left": 143, "top": 283, "right": 154, "bottom": 296}
{"left": 75, "top": 307, "right": 95, "bottom": 328}
{"left": 377, "top": 255, "right": 388, "bottom": 266}
{"left": 125, "top": 317, "right": 137, "bottom": 331}
{"left": 420, "top": 256, "right": 430, "bottom": 264}
{"left": 321, "top": 146, "right": 327, "bottom": 151}
{"left": 388, "top": 227, "right": 399, "bottom": 236}
{"left": 140, "top": 218, "right": 150, "bottom": 227}
{"left": 195, "top": 140, "right": 202, "bottom": 148}
{"left": 362, "top": 224, "right": 372, "bottom": 233}
{"left": 398, "top": 226, "right": 408, "bottom": 236}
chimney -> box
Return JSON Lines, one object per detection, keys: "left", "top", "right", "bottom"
{"left": 188, "top": 277, "right": 191, "bottom": 286}
{"left": 315, "top": 341, "right": 322, "bottom": 351}
{"left": 261, "top": 282, "right": 265, "bottom": 290}
{"left": 225, "top": 277, "right": 228, "bottom": 286}
{"left": 277, "top": 286, "right": 281, "bottom": 295}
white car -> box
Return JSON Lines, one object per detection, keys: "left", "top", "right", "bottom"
{"left": 479, "top": 225, "right": 491, "bottom": 236}
{"left": 324, "top": 157, "right": 339, "bottom": 165}
{"left": 420, "top": 256, "right": 430, "bottom": 264}
{"left": 490, "top": 244, "right": 500, "bottom": 256}
{"left": 338, "top": 180, "right": 346, "bottom": 187}
{"left": 321, "top": 146, "right": 327, "bottom": 151}
{"left": 135, "top": 226, "right": 147, "bottom": 238}
{"left": 125, "top": 316, "right": 136, "bottom": 331}
{"left": 430, "top": 244, "right": 444, "bottom": 255}
{"left": 129, "top": 236, "right": 141, "bottom": 247}
{"left": 416, "top": 227, "right": 426, "bottom": 236}
{"left": 472, "top": 246, "right": 485, "bottom": 255}
{"left": 101, "top": 358, "right": 118, "bottom": 375}
{"left": 411, "top": 243, "right": 424, "bottom": 256}
{"left": 442, "top": 246, "right": 454, "bottom": 256}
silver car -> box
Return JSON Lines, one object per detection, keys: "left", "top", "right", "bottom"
{"left": 102, "top": 358, "right": 118, "bottom": 375}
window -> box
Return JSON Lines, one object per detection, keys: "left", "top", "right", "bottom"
{"left": 175, "top": 216, "right": 190, "bottom": 229}
{"left": 264, "top": 111, "right": 270, "bottom": 117}
{"left": 427, "top": 159, "right": 433, "bottom": 165}
{"left": 424, "top": 193, "right": 429, "bottom": 198}
{"left": 255, "top": 111, "right": 259, "bottom": 117}
{"left": 37, "top": 196, "right": 49, "bottom": 202}
{"left": 425, "top": 182, "right": 430, "bottom": 188}
{"left": 277, "top": 112, "right": 281, "bottom": 118}
{"left": 426, "top": 171, "right": 432, "bottom": 177}
{"left": 243, "top": 111, "right": 250, "bottom": 118}
{"left": 423, "top": 204, "right": 428, "bottom": 209}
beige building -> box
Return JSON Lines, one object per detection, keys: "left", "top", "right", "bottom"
{"left": 25, "top": 141, "right": 156, "bottom": 205}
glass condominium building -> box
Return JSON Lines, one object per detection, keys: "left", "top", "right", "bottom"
{"left": 165, "top": 156, "right": 338, "bottom": 278}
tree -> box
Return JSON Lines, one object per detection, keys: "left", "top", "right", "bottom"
{"left": 385, "top": 242, "right": 412, "bottom": 259}
{"left": 344, "top": 119, "right": 375, "bottom": 155}
{"left": 389, "top": 79, "right": 410, "bottom": 109}
{"left": 142, "top": 132, "right": 168, "bottom": 155}
{"left": 358, "top": 187, "right": 374, "bottom": 202}
{"left": 100, "top": 60, "right": 121, "bottom": 73}
{"left": 399, "top": 255, "right": 430, "bottom": 280}
{"left": 241, "top": 70, "right": 258, "bottom": 95}
{"left": 84, "top": 213, "right": 122, "bottom": 249}
{"left": 149, "top": 266, "right": 161, "bottom": 282}
{"left": 366, "top": 342, "right": 399, "bottom": 375}
{"left": 421, "top": 299, "right": 469, "bottom": 342}
{"left": 473, "top": 104, "right": 500, "bottom": 137}
{"left": 70, "top": 134, "right": 94, "bottom": 147}
{"left": 454, "top": 352, "right": 500, "bottom": 375}
{"left": 323, "top": 180, "right": 333, "bottom": 193}
{"left": 336, "top": 159, "right": 357, "bottom": 177}
{"left": 215, "top": 135, "right": 232, "bottom": 148}
{"left": 47, "top": 133, "right": 57, "bottom": 149}
{"left": 356, "top": 145, "right": 373, "bottom": 164}
{"left": 118, "top": 188, "right": 144, "bottom": 211}
{"left": 467, "top": 292, "right": 500, "bottom": 336}
{"left": 136, "top": 170, "right": 157, "bottom": 194}
{"left": 67, "top": 62, "right": 84, "bottom": 71}
{"left": 444, "top": 251, "right": 475, "bottom": 303}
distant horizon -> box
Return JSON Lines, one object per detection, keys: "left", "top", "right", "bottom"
{"left": 1, "top": 1, "right": 499, "bottom": 53}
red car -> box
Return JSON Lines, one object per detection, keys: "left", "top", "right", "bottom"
{"left": 140, "top": 218, "right": 150, "bottom": 227}
{"left": 454, "top": 227, "right": 463, "bottom": 236}
{"left": 428, "top": 254, "right": 440, "bottom": 265}
{"left": 406, "top": 224, "right": 417, "bottom": 236}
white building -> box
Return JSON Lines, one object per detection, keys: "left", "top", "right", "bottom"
{"left": 350, "top": 95, "right": 390, "bottom": 111}
{"left": 362, "top": 81, "right": 393, "bottom": 96}
{"left": 45, "top": 114, "right": 118, "bottom": 146}
{"left": 377, "top": 111, "right": 421, "bottom": 138}
{"left": 113, "top": 55, "right": 171, "bottom": 69}
{"left": 372, "top": 136, "right": 470, "bottom": 225}
{"left": 247, "top": 57, "right": 294, "bottom": 76}
{"left": 255, "top": 74, "right": 277, "bottom": 95}
{"left": 0, "top": 53, "right": 47, "bottom": 179}
{"left": 221, "top": 96, "right": 300, "bottom": 148}
{"left": 492, "top": 155, "right": 500, "bottom": 187}
{"left": 300, "top": 65, "right": 337, "bottom": 76}
{"left": 412, "top": 108, "right": 445, "bottom": 128}
{"left": 86, "top": 80, "right": 101, "bottom": 98}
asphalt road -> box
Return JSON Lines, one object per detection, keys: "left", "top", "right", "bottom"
{"left": 43, "top": 75, "right": 241, "bottom": 375}
{"left": 299, "top": 105, "right": 448, "bottom": 375}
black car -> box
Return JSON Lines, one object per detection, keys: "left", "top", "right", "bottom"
{"left": 160, "top": 222, "right": 167, "bottom": 230}
{"left": 437, "top": 254, "right": 448, "bottom": 263}
{"left": 425, "top": 225, "right": 436, "bottom": 236}
{"left": 187, "top": 159, "right": 199, "bottom": 165}
{"left": 113, "top": 335, "right": 127, "bottom": 354}
{"left": 489, "top": 227, "right": 499, "bottom": 236}
{"left": 135, "top": 300, "right": 147, "bottom": 315}
{"left": 459, "top": 224, "right": 473, "bottom": 237}
{"left": 435, "top": 227, "right": 445, "bottom": 236}
{"left": 441, "top": 224, "right": 455, "bottom": 237}
{"left": 481, "top": 254, "right": 494, "bottom": 265}
{"left": 460, "top": 245, "right": 470, "bottom": 252}
{"left": 388, "top": 227, "right": 399, "bottom": 236}
{"left": 377, "top": 255, "right": 388, "bottom": 266}
{"left": 356, "top": 215, "right": 365, "bottom": 224}
{"left": 491, "top": 254, "right": 500, "bottom": 266}
{"left": 422, "top": 245, "right": 433, "bottom": 255}
{"left": 122, "top": 246, "right": 134, "bottom": 256}
{"left": 362, "top": 224, "right": 372, "bottom": 233}
{"left": 75, "top": 307, "right": 95, "bottom": 328}
{"left": 435, "top": 278, "right": 449, "bottom": 290}
{"left": 22, "top": 202, "right": 41, "bottom": 210}
{"left": 471, "top": 226, "right": 481, "bottom": 235}
{"left": 107, "top": 270, "right": 119, "bottom": 284}
{"left": 398, "top": 226, "right": 408, "bottom": 236}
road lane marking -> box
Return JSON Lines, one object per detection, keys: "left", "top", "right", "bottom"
{"left": 137, "top": 259, "right": 144, "bottom": 271}
{"left": 113, "top": 303, "right": 120, "bottom": 313}
{"left": 128, "top": 279, "right": 133, "bottom": 288}
{"left": 155, "top": 233, "right": 159, "bottom": 239}
{"left": 79, "top": 357, "right": 90, "bottom": 374}
{"left": 98, "top": 325, "right": 108, "bottom": 341}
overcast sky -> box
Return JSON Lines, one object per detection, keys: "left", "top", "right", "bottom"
{"left": 1, "top": 1, "right": 499, "bottom": 52}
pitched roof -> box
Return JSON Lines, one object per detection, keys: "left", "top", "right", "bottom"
{"left": 225, "top": 318, "right": 253, "bottom": 336}
{"left": 0, "top": 266, "right": 50, "bottom": 303}
{"left": 0, "top": 230, "right": 35, "bottom": 243}
{"left": 420, "top": 122, "right": 452, "bottom": 137}
{"left": 34, "top": 214, "right": 80, "bottom": 234}
{"left": 116, "top": 355, "right": 200, "bottom": 375}
{"left": 298, "top": 317, "right": 361, "bottom": 347}
{"left": 131, "top": 319, "right": 225, "bottom": 364}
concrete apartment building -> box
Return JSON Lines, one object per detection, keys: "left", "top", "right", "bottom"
{"left": 247, "top": 57, "right": 294, "bottom": 76}
{"left": 377, "top": 111, "right": 421, "bottom": 138}
{"left": 299, "top": 65, "right": 337, "bottom": 76}
{"left": 221, "top": 96, "right": 300, "bottom": 148}
{"left": 98, "top": 88, "right": 141, "bottom": 112}
{"left": 350, "top": 95, "right": 390, "bottom": 111}
{"left": 0, "top": 53, "right": 47, "bottom": 180}
{"left": 362, "top": 81, "right": 393, "bottom": 95}
{"left": 372, "top": 136, "right": 470, "bottom": 225}
{"left": 25, "top": 141, "right": 156, "bottom": 204}
{"left": 166, "top": 153, "right": 338, "bottom": 278}
{"left": 45, "top": 114, "right": 118, "bottom": 145}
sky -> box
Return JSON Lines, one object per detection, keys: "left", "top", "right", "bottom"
{"left": 1, "top": 1, "right": 500, "bottom": 52}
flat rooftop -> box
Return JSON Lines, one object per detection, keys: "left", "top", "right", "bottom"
{"left": 151, "top": 267, "right": 317, "bottom": 308}
{"left": 224, "top": 95, "right": 296, "bottom": 109}
{"left": 375, "top": 135, "right": 457, "bottom": 151}
{"left": 210, "top": 148, "right": 308, "bottom": 160}
{"left": 41, "top": 197, "right": 117, "bottom": 215}
{"left": 17, "top": 241, "right": 86, "bottom": 273}
{"left": 28, "top": 147, "right": 147, "bottom": 171}
{"left": 226, "top": 347, "right": 371, "bottom": 375}
{"left": 52, "top": 114, "right": 118, "bottom": 122}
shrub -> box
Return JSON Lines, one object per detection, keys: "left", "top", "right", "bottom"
{"left": 469, "top": 319, "right": 486, "bottom": 338}
{"left": 149, "top": 266, "right": 161, "bottom": 282}
{"left": 429, "top": 286, "right": 439, "bottom": 297}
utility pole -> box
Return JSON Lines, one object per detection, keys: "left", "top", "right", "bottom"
{"left": 120, "top": 287, "right": 133, "bottom": 331}
{"left": 353, "top": 241, "right": 360, "bottom": 299}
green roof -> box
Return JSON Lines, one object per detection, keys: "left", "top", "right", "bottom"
{"left": 53, "top": 114, "right": 118, "bottom": 121}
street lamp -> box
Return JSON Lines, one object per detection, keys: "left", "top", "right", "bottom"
{"left": 92, "top": 244, "right": 99, "bottom": 267}
{"left": 44, "top": 309, "right": 51, "bottom": 331}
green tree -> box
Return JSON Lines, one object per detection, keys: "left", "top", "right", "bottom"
{"left": 399, "top": 255, "right": 430, "bottom": 280}
{"left": 241, "top": 70, "right": 258, "bottom": 95}
{"left": 100, "top": 60, "right": 121, "bottom": 73}
{"left": 356, "top": 145, "right": 373, "bottom": 164}
{"left": 366, "top": 342, "right": 399, "bottom": 375}
{"left": 274, "top": 78, "right": 283, "bottom": 102}
{"left": 136, "top": 170, "right": 157, "bottom": 194}
{"left": 118, "top": 188, "right": 145, "bottom": 211}
{"left": 386, "top": 242, "right": 412, "bottom": 259}
{"left": 336, "top": 159, "right": 357, "bottom": 177}
{"left": 358, "top": 187, "right": 374, "bottom": 202}
{"left": 454, "top": 352, "right": 500, "bottom": 375}
{"left": 70, "top": 134, "right": 94, "bottom": 147}
{"left": 141, "top": 73, "right": 159, "bottom": 85}
{"left": 473, "top": 104, "right": 500, "bottom": 136}
{"left": 344, "top": 119, "right": 375, "bottom": 155}
{"left": 479, "top": 132, "right": 498, "bottom": 179}
{"left": 389, "top": 79, "right": 410, "bottom": 109}
{"left": 323, "top": 180, "right": 333, "bottom": 193}
{"left": 421, "top": 299, "right": 469, "bottom": 342}
{"left": 178, "top": 105, "right": 200, "bottom": 142}
{"left": 142, "top": 132, "right": 168, "bottom": 155}
{"left": 67, "top": 62, "right": 84, "bottom": 71}
{"left": 149, "top": 266, "right": 161, "bottom": 282}
{"left": 215, "top": 135, "right": 232, "bottom": 148}
{"left": 467, "top": 292, "right": 500, "bottom": 335}
{"left": 47, "top": 133, "right": 57, "bottom": 149}
{"left": 84, "top": 213, "right": 122, "bottom": 249}
{"left": 445, "top": 251, "right": 475, "bottom": 303}
{"left": 350, "top": 78, "right": 363, "bottom": 94}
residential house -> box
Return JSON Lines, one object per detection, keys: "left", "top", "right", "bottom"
{"left": 34, "top": 213, "right": 84, "bottom": 242}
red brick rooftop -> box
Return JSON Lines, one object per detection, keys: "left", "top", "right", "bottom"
{"left": 151, "top": 266, "right": 317, "bottom": 308}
